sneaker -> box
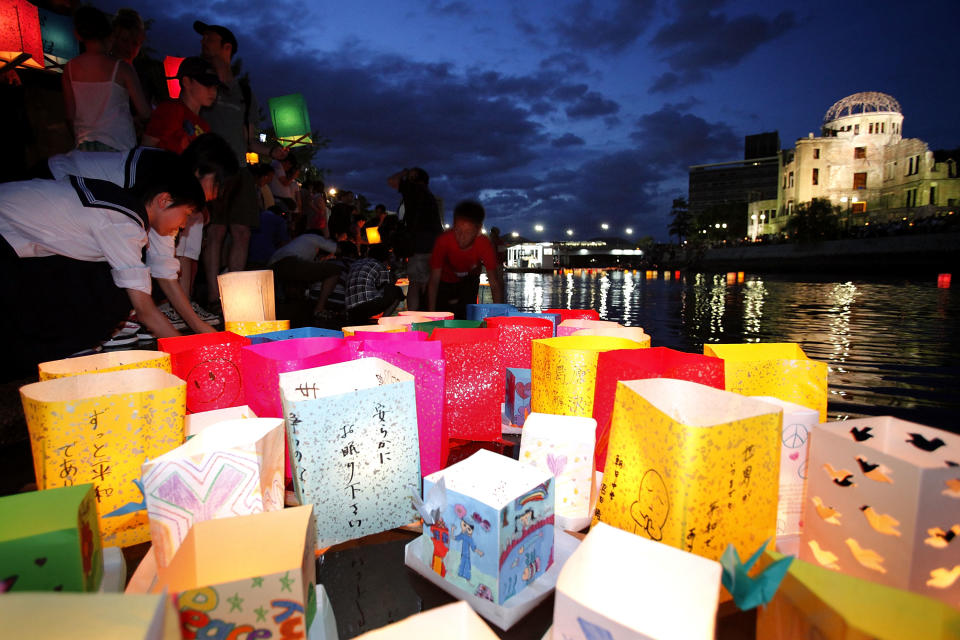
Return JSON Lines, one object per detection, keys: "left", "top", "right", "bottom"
{"left": 102, "top": 321, "right": 141, "bottom": 347}
{"left": 136, "top": 330, "right": 155, "bottom": 341}
{"left": 157, "top": 302, "right": 187, "bottom": 329}
{"left": 190, "top": 301, "right": 220, "bottom": 323}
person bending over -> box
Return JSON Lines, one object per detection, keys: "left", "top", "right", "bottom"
{"left": 345, "top": 243, "right": 404, "bottom": 325}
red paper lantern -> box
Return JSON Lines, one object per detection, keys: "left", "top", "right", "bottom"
{"left": 430, "top": 328, "right": 502, "bottom": 442}
{"left": 484, "top": 315, "right": 553, "bottom": 370}
{"left": 544, "top": 308, "right": 600, "bottom": 322}
{"left": 938, "top": 273, "right": 951, "bottom": 288}
{"left": 0, "top": 0, "right": 44, "bottom": 69}
{"left": 163, "top": 55, "right": 185, "bottom": 99}
{"left": 592, "top": 347, "right": 725, "bottom": 470}
{"left": 158, "top": 331, "right": 251, "bottom": 413}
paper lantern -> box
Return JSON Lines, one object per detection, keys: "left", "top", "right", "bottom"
{"left": 756, "top": 550, "right": 960, "bottom": 639}
{"left": 142, "top": 418, "right": 285, "bottom": 568}
{"left": 154, "top": 506, "right": 317, "bottom": 638}
{"left": 38, "top": 9, "right": 78, "bottom": 66}
{"left": 508, "top": 310, "right": 560, "bottom": 336}
{"left": 704, "top": 342, "right": 828, "bottom": 421}
{"left": 430, "top": 328, "right": 503, "bottom": 442}
{"left": 412, "top": 319, "right": 484, "bottom": 336}
{"left": 418, "top": 449, "right": 555, "bottom": 604}
{"left": 465, "top": 303, "right": 517, "bottom": 322}
{"left": 365, "top": 225, "right": 381, "bottom": 244}
{"left": 183, "top": 404, "right": 256, "bottom": 438}
{"left": 592, "top": 347, "right": 726, "bottom": 471}
{"left": 519, "top": 412, "right": 595, "bottom": 531}
{"left": 245, "top": 151, "right": 258, "bottom": 164}
{"left": 350, "top": 329, "right": 425, "bottom": 343}
{"left": 224, "top": 319, "right": 290, "bottom": 336}
{"left": 0, "top": 484, "right": 102, "bottom": 592}
{"left": 341, "top": 323, "right": 406, "bottom": 337}
{"left": 399, "top": 310, "right": 454, "bottom": 320}
{"left": 217, "top": 270, "right": 276, "bottom": 323}
{"left": 544, "top": 308, "right": 600, "bottom": 322}
{"left": 247, "top": 326, "right": 344, "bottom": 344}
{"left": 279, "top": 358, "right": 420, "bottom": 548}
{"left": 531, "top": 336, "right": 642, "bottom": 418}
{"left": 572, "top": 325, "right": 651, "bottom": 347}
{"left": 505, "top": 367, "right": 531, "bottom": 427}
{"left": 594, "top": 378, "right": 782, "bottom": 562}
{"left": 38, "top": 349, "right": 171, "bottom": 380}
{"left": 937, "top": 273, "right": 951, "bottom": 288}
{"left": 555, "top": 523, "right": 722, "bottom": 640}
{"left": 356, "top": 340, "right": 447, "bottom": 476}
{"left": 162, "top": 55, "right": 184, "bottom": 99}
{"left": 0, "top": 593, "right": 181, "bottom": 639}
{"left": 800, "top": 416, "right": 960, "bottom": 607}
{"left": 269, "top": 92, "right": 312, "bottom": 147}
{"left": 0, "top": 0, "right": 43, "bottom": 69}
{"left": 20, "top": 369, "right": 186, "bottom": 547}
{"left": 751, "top": 396, "right": 819, "bottom": 546}
{"left": 482, "top": 315, "right": 552, "bottom": 371}
{"left": 557, "top": 319, "right": 621, "bottom": 337}
{"left": 378, "top": 315, "right": 417, "bottom": 328}
{"left": 158, "top": 331, "right": 251, "bottom": 413}
{"left": 241, "top": 337, "right": 350, "bottom": 418}
{"left": 355, "top": 601, "right": 498, "bottom": 639}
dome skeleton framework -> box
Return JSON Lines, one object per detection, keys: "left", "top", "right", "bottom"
{"left": 823, "top": 92, "right": 902, "bottom": 124}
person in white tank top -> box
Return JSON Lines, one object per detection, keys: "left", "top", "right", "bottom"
{"left": 62, "top": 6, "right": 149, "bottom": 152}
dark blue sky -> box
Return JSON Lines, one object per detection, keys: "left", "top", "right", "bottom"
{"left": 100, "top": 0, "right": 959, "bottom": 240}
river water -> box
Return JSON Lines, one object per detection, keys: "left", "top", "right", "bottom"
{"left": 504, "top": 270, "right": 960, "bottom": 432}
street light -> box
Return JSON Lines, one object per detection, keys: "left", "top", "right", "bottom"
{"left": 328, "top": 187, "right": 337, "bottom": 196}
{"left": 625, "top": 227, "right": 633, "bottom": 235}
{"left": 601, "top": 222, "right": 609, "bottom": 230}
{"left": 566, "top": 228, "right": 574, "bottom": 236}
{"left": 511, "top": 231, "right": 519, "bottom": 238}
{"left": 534, "top": 224, "right": 544, "bottom": 232}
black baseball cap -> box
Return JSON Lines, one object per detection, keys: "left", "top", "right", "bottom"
{"left": 193, "top": 20, "right": 238, "bottom": 55}
{"left": 176, "top": 56, "right": 223, "bottom": 87}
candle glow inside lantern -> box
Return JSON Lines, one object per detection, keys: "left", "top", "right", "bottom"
{"left": 217, "top": 270, "right": 277, "bottom": 323}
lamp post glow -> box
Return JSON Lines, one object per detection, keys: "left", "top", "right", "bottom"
{"left": 511, "top": 231, "right": 519, "bottom": 238}
{"left": 534, "top": 224, "right": 544, "bottom": 232}
{"left": 566, "top": 229, "right": 574, "bottom": 236}
{"left": 625, "top": 227, "right": 633, "bottom": 235}
{"left": 328, "top": 188, "right": 337, "bottom": 196}
{"left": 601, "top": 222, "right": 609, "bottom": 231}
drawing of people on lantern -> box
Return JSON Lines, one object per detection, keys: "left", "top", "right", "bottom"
{"left": 453, "top": 504, "right": 484, "bottom": 581}
{"left": 630, "top": 469, "right": 669, "bottom": 541}
{"left": 428, "top": 516, "right": 450, "bottom": 577}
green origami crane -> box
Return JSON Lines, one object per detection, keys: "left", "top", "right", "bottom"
{"left": 720, "top": 538, "right": 793, "bottom": 611}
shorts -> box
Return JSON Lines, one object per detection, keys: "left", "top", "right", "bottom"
{"left": 175, "top": 213, "right": 204, "bottom": 260}
{"left": 209, "top": 166, "right": 259, "bottom": 229}
{"left": 407, "top": 253, "right": 432, "bottom": 285}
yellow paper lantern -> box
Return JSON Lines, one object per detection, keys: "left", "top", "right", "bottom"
{"left": 245, "top": 151, "right": 259, "bottom": 165}
{"left": 572, "top": 326, "right": 651, "bottom": 347}
{"left": 704, "top": 343, "right": 828, "bottom": 421}
{"left": 38, "top": 350, "right": 171, "bottom": 380}
{"left": 341, "top": 324, "right": 406, "bottom": 337}
{"left": 593, "top": 378, "right": 782, "bottom": 562}
{"left": 223, "top": 319, "right": 290, "bottom": 336}
{"left": 217, "top": 270, "right": 276, "bottom": 323}
{"left": 530, "top": 336, "right": 642, "bottom": 417}
{"left": 365, "top": 226, "right": 381, "bottom": 244}
{"left": 377, "top": 315, "right": 417, "bottom": 327}
{"left": 20, "top": 369, "right": 186, "bottom": 547}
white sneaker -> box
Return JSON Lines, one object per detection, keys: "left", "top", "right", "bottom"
{"left": 190, "top": 301, "right": 220, "bottom": 323}
{"left": 136, "top": 330, "right": 155, "bottom": 341}
{"left": 102, "top": 321, "right": 141, "bottom": 347}
{"left": 157, "top": 302, "right": 187, "bottom": 329}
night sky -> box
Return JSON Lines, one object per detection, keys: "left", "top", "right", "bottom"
{"left": 97, "top": 0, "right": 959, "bottom": 240}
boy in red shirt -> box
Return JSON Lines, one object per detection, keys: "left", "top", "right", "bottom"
{"left": 427, "top": 200, "right": 504, "bottom": 318}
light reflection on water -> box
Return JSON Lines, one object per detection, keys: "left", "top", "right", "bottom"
{"left": 504, "top": 271, "right": 960, "bottom": 431}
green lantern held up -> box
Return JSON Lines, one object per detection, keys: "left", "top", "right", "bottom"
{"left": 269, "top": 92, "right": 312, "bottom": 147}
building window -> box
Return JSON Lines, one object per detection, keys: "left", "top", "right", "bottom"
{"left": 851, "top": 202, "right": 866, "bottom": 214}
{"left": 813, "top": 148, "right": 820, "bottom": 159}
{"left": 882, "top": 122, "right": 886, "bottom": 133}
{"left": 854, "top": 147, "right": 866, "bottom": 159}
{"left": 788, "top": 171, "right": 794, "bottom": 188}
{"left": 853, "top": 172, "right": 867, "bottom": 190}
{"left": 907, "top": 155, "right": 921, "bottom": 176}
{"left": 869, "top": 123, "right": 874, "bottom": 134}
{"left": 930, "top": 186, "right": 936, "bottom": 206}
{"left": 905, "top": 188, "right": 918, "bottom": 207}
{"left": 787, "top": 201, "right": 794, "bottom": 215}
{"left": 854, "top": 124, "right": 860, "bottom": 134}
{"left": 812, "top": 168, "right": 819, "bottom": 185}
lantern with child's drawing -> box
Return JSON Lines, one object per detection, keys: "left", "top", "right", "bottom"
{"left": 554, "top": 523, "right": 722, "bottom": 640}
{"left": 593, "top": 378, "right": 781, "bottom": 562}
{"left": 704, "top": 343, "right": 828, "bottom": 421}
{"left": 279, "top": 358, "right": 420, "bottom": 548}
{"left": 416, "top": 450, "right": 555, "bottom": 604}
{"left": 430, "top": 328, "right": 503, "bottom": 442}
{"left": 0, "top": 484, "right": 102, "bottom": 592}
{"left": 20, "top": 369, "right": 186, "bottom": 547}
{"left": 38, "top": 350, "right": 171, "bottom": 380}
{"left": 800, "top": 416, "right": 960, "bottom": 607}
{"left": 154, "top": 506, "right": 317, "bottom": 639}
{"left": 505, "top": 367, "right": 532, "bottom": 427}
{"left": 142, "top": 418, "right": 286, "bottom": 568}
{"left": 158, "top": 331, "right": 250, "bottom": 413}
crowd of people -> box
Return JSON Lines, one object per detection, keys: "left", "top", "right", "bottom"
{"left": 0, "top": 6, "right": 504, "bottom": 382}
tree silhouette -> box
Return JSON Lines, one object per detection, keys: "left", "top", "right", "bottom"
{"left": 667, "top": 198, "right": 691, "bottom": 243}
{"left": 784, "top": 198, "right": 840, "bottom": 242}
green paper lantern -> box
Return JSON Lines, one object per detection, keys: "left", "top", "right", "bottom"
{"left": 269, "top": 92, "right": 312, "bottom": 147}
{"left": 38, "top": 9, "right": 78, "bottom": 67}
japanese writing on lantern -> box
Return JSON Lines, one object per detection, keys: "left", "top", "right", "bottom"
{"left": 339, "top": 413, "right": 362, "bottom": 529}
{"left": 544, "top": 359, "right": 590, "bottom": 414}
{"left": 88, "top": 409, "right": 112, "bottom": 498}
{"left": 288, "top": 412, "right": 306, "bottom": 484}
{"left": 596, "top": 454, "right": 624, "bottom": 517}
{"left": 57, "top": 441, "right": 78, "bottom": 487}
{"left": 375, "top": 403, "right": 391, "bottom": 465}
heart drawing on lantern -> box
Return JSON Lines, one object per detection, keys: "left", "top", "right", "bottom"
{"left": 546, "top": 453, "right": 567, "bottom": 477}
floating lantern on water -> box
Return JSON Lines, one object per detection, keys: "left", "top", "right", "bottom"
{"left": 938, "top": 273, "right": 951, "bottom": 288}
{"left": 726, "top": 272, "right": 737, "bottom": 285}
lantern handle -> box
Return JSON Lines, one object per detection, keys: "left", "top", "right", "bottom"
{"left": 0, "top": 53, "right": 33, "bottom": 75}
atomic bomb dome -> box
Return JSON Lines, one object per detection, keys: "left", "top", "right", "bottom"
{"left": 824, "top": 92, "right": 902, "bottom": 124}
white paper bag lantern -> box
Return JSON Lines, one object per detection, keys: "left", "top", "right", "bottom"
{"left": 217, "top": 270, "right": 276, "bottom": 323}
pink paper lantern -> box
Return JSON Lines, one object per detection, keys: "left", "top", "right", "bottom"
{"left": 484, "top": 315, "right": 553, "bottom": 370}
{"left": 158, "top": 331, "right": 251, "bottom": 413}
{"left": 592, "top": 347, "right": 725, "bottom": 470}
{"left": 430, "top": 328, "right": 502, "bottom": 442}
{"left": 399, "top": 310, "right": 454, "bottom": 321}
{"left": 557, "top": 319, "right": 622, "bottom": 337}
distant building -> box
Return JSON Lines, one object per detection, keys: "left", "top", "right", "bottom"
{"left": 756, "top": 91, "right": 960, "bottom": 237}
{"left": 688, "top": 132, "right": 781, "bottom": 222}
{"left": 505, "top": 240, "right": 643, "bottom": 270}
